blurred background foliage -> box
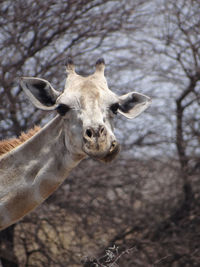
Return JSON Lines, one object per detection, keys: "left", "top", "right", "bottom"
{"left": 0, "top": 0, "right": 200, "bottom": 266}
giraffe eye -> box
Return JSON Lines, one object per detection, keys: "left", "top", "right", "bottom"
{"left": 56, "top": 104, "right": 70, "bottom": 116}
{"left": 110, "top": 103, "right": 119, "bottom": 115}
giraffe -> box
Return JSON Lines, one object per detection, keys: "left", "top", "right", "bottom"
{"left": 0, "top": 58, "right": 151, "bottom": 230}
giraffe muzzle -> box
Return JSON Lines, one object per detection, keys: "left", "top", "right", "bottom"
{"left": 82, "top": 125, "right": 120, "bottom": 162}
{"left": 83, "top": 125, "right": 107, "bottom": 140}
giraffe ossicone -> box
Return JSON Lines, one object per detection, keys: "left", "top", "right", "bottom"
{"left": 0, "top": 58, "right": 151, "bottom": 230}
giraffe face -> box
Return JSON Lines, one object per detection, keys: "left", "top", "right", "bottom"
{"left": 56, "top": 73, "right": 120, "bottom": 162}
{"left": 20, "top": 59, "right": 151, "bottom": 162}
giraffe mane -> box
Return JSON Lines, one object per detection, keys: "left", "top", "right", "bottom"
{"left": 0, "top": 126, "right": 41, "bottom": 156}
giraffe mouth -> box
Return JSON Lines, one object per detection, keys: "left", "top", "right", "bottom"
{"left": 83, "top": 141, "right": 120, "bottom": 163}
{"left": 99, "top": 142, "right": 120, "bottom": 163}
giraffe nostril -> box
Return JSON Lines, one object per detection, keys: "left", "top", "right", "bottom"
{"left": 84, "top": 125, "right": 107, "bottom": 140}
{"left": 100, "top": 126, "right": 105, "bottom": 135}
{"left": 86, "top": 129, "right": 93, "bottom": 138}
{"left": 110, "top": 141, "right": 117, "bottom": 152}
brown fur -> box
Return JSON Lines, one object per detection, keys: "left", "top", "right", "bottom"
{"left": 0, "top": 126, "right": 41, "bottom": 156}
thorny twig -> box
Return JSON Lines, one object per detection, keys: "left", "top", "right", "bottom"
{"left": 83, "top": 245, "right": 137, "bottom": 267}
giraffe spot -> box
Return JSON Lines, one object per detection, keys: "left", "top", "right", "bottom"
{"left": 39, "top": 179, "right": 60, "bottom": 200}
{"left": 5, "top": 186, "right": 38, "bottom": 222}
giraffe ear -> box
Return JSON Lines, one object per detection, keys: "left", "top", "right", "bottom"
{"left": 118, "top": 92, "right": 151, "bottom": 119}
{"left": 20, "top": 77, "right": 61, "bottom": 110}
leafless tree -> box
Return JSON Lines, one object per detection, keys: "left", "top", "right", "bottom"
{"left": 152, "top": 0, "right": 200, "bottom": 209}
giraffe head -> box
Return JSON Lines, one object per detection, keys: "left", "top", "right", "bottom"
{"left": 20, "top": 59, "right": 151, "bottom": 162}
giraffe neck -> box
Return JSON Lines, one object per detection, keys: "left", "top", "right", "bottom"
{"left": 0, "top": 116, "right": 85, "bottom": 230}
